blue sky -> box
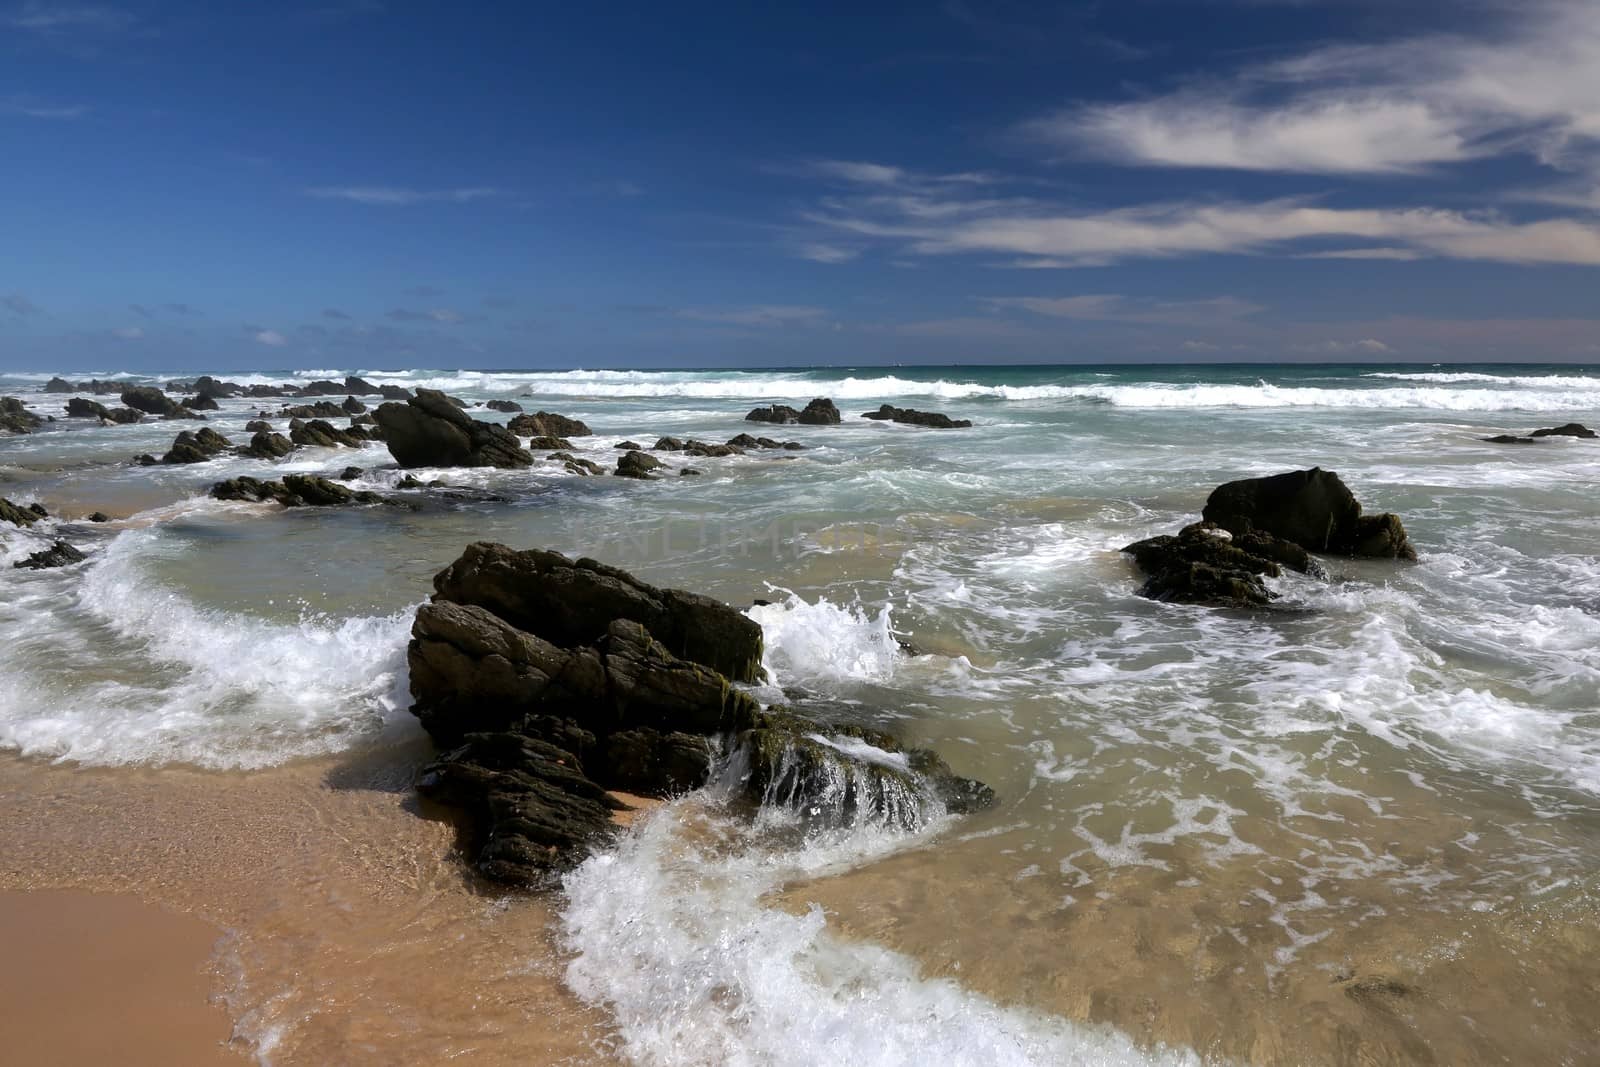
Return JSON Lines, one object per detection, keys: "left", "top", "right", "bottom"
{"left": 3, "top": 0, "right": 1600, "bottom": 371}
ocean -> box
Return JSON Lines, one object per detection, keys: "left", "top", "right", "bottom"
{"left": 2, "top": 362, "right": 1598, "bottom": 1065}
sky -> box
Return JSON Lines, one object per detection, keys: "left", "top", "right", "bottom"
{"left": 4, "top": 0, "right": 1600, "bottom": 372}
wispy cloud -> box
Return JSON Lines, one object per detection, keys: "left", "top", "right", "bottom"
{"left": 1020, "top": 1, "right": 1600, "bottom": 176}
{"left": 110, "top": 324, "right": 143, "bottom": 340}
{"left": 677, "top": 305, "right": 829, "bottom": 327}
{"left": 321, "top": 307, "right": 351, "bottom": 320}
{"left": 3, "top": 3, "right": 136, "bottom": 34}
{"left": 980, "top": 294, "right": 1264, "bottom": 325}
{"left": 386, "top": 307, "right": 465, "bottom": 323}
{"left": 253, "top": 329, "right": 287, "bottom": 347}
{"left": 1292, "top": 337, "right": 1393, "bottom": 354}
{"left": 0, "top": 95, "right": 89, "bottom": 119}
{"left": 3, "top": 294, "right": 40, "bottom": 316}
{"left": 306, "top": 186, "right": 501, "bottom": 206}
{"left": 795, "top": 242, "right": 859, "bottom": 264}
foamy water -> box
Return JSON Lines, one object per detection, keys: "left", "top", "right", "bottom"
{"left": 3, "top": 361, "right": 1599, "bottom": 1064}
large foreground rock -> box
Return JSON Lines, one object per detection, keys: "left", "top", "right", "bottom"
{"left": 374, "top": 389, "right": 533, "bottom": 469}
{"left": 1201, "top": 468, "right": 1416, "bottom": 560}
{"left": 408, "top": 543, "right": 992, "bottom": 884}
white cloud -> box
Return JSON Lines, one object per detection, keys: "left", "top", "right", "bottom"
{"left": 254, "top": 329, "right": 287, "bottom": 346}
{"left": 677, "top": 305, "right": 829, "bottom": 327}
{"left": 1295, "top": 247, "right": 1424, "bottom": 261}
{"left": 3, "top": 3, "right": 136, "bottom": 33}
{"left": 981, "top": 294, "right": 1263, "bottom": 324}
{"left": 306, "top": 186, "right": 500, "bottom": 205}
{"left": 0, "top": 96, "right": 89, "bottom": 119}
{"left": 1021, "top": 1, "right": 1600, "bottom": 175}
{"left": 796, "top": 242, "right": 858, "bottom": 263}
{"left": 1292, "top": 338, "right": 1393, "bottom": 354}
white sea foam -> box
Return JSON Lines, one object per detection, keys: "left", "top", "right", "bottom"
{"left": 0, "top": 528, "right": 417, "bottom": 768}
{"left": 747, "top": 590, "right": 901, "bottom": 689}
{"left": 560, "top": 794, "right": 1201, "bottom": 1067}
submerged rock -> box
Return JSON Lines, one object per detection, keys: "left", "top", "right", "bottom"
{"left": 210, "top": 474, "right": 387, "bottom": 508}
{"left": 160, "top": 427, "right": 232, "bottom": 464}
{"left": 861, "top": 403, "right": 971, "bottom": 429}
{"left": 1531, "top": 423, "right": 1597, "bottom": 439}
{"left": 1201, "top": 467, "right": 1416, "bottom": 560}
{"left": 1, "top": 397, "right": 43, "bottom": 434}
{"left": 375, "top": 389, "right": 533, "bottom": 469}
{"left": 615, "top": 449, "right": 664, "bottom": 479}
{"left": 486, "top": 399, "right": 523, "bottom": 413}
{"left": 1484, "top": 434, "right": 1537, "bottom": 444}
{"left": 240, "top": 431, "right": 295, "bottom": 460}
{"left": 508, "top": 411, "right": 591, "bottom": 438}
{"left": 14, "top": 541, "right": 87, "bottom": 570}
{"left": 551, "top": 451, "right": 605, "bottom": 476}
{"left": 745, "top": 397, "right": 840, "bottom": 425}
{"left": 408, "top": 543, "right": 991, "bottom": 884}
{"left": 1121, "top": 523, "right": 1305, "bottom": 608}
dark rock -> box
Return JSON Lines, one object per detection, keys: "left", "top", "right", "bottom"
{"left": 1484, "top": 434, "right": 1537, "bottom": 444}
{"left": 0, "top": 497, "right": 41, "bottom": 526}
{"left": 240, "top": 431, "right": 295, "bottom": 460}
{"left": 182, "top": 395, "right": 221, "bottom": 412}
{"left": 14, "top": 541, "right": 87, "bottom": 570}
{"left": 241, "top": 384, "right": 295, "bottom": 398}
{"left": 615, "top": 450, "right": 663, "bottom": 479}
{"left": 1201, "top": 468, "right": 1416, "bottom": 560}
{"left": 342, "top": 396, "right": 367, "bottom": 415}
{"left": 1530, "top": 423, "right": 1597, "bottom": 439}
{"left": 374, "top": 389, "right": 533, "bottom": 469}
{"left": 1, "top": 397, "right": 42, "bottom": 435}
{"left": 291, "top": 419, "right": 364, "bottom": 449}
{"left": 378, "top": 384, "right": 413, "bottom": 401}
{"left": 652, "top": 436, "right": 684, "bottom": 451}
{"left": 133, "top": 454, "right": 158, "bottom": 467}
{"left": 486, "top": 400, "right": 524, "bottom": 413}
{"left": 210, "top": 474, "right": 385, "bottom": 508}
{"left": 680, "top": 468, "right": 702, "bottom": 477}
{"left": 160, "top": 427, "right": 233, "bottom": 465}
{"left": 87, "top": 512, "right": 111, "bottom": 523}
{"left": 726, "top": 433, "right": 760, "bottom": 448}
{"left": 614, "top": 440, "right": 643, "bottom": 450}
{"left": 861, "top": 403, "right": 971, "bottom": 429}
{"left": 245, "top": 420, "right": 272, "bottom": 433}
{"left": 190, "top": 376, "right": 241, "bottom": 400}
{"left": 525, "top": 435, "right": 574, "bottom": 451}
{"left": 1122, "top": 524, "right": 1286, "bottom": 608}
{"left": 43, "top": 377, "right": 75, "bottom": 393}
{"left": 279, "top": 401, "right": 347, "bottom": 419}
{"left": 746, "top": 404, "right": 801, "bottom": 424}
{"left": 428, "top": 543, "right": 765, "bottom": 683}
{"left": 798, "top": 397, "right": 841, "bottom": 425}
{"left": 508, "top": 411, "right": 592, "bottom": 438}
{"left": 339, "top": 466, "right": 364, "bottom": 480}
{"left": 551, "top": 451, "right": 605, "bottom": 476}
{"left": 66, "top": 397, "right": 114, "bottom": 420}
{"left": 120, "top": 386, "right": 185, "bottom": 417}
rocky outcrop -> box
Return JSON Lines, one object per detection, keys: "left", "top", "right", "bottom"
{"left": 508, "top": 411, "right": 592, "bottom": 438}
{"left": 615, "top": 450, "right": 664, "bottom": 479}
{"left": 746, "top": 397, "right": 841, "bottom": 425}
{"left": 120, "top": 386, "right": 189, "bottom": 418}
{"left": 552, "top": 452, "right": 605, "bottom": 476}
{"left": 1124, "top": 469, "right": 1415, "bottom": 608}
{"left": 726, "top": 433, "right": 804, "bottom": 450}
{"left": 14, "top": 541, "right": 87, "bottom": 570}
{"left": 279, "top": 401, "right": 347, "bottom": 419}
{"left": 1, "top": 397, "right": 42, "bottom": 435}
{"left": 1201, "top": 468, "right": 1416, "bottom": 560}
{"left": 240, "top": 431, "right": 295, "bottom": 460}
{"left": 65, "top": 397, "right": 142, "bottom": 423}
{"left": 290, "top": 419, "right": 364, "bottom": 449}
{"left": 0, "top": 497, "right": 43, "bottom": 526}
{"left": 160, "top": 427, "right": 232, "bottom": 464}
{"left": 524, "top": 435, "right": 574, "bottom": 451}
{"left": 45, "top": 377, "right": 124, "bottom": 395}
{"left": 408, "top": 543, "right": 990, "bottom": 883}
{"left": 1531, "top": 423, "right": 1597, "bottom": 439}
{"left": 654, "top": 437, "right": 740, "bottom": 457}
{"left": 182, "top": 395, "right": 221, "bottom": 412}
{"left": 861, "top": 404, "right": 971, "bottom": 429}
{"left": 486, "top": 400, "right": 523, "bottom": 413}
{"left": 341, "top": 396, "right": 367, "bottom": 415}
{"left": 374, "top": 389, "right": 533, "bottom": 469}
{"left": 210, "top": 474, "right": 386, "bottom": 507}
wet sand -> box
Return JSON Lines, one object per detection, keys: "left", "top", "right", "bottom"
{"left": 0, "top": 745, "right": 621, "bottom": 1066}
{"left": 0, "top": 889, "right": 242, "bottom": 1066}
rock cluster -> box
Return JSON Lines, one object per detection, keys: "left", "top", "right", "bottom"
{"left": 65, "top": 397, "right": 142, "bottom": 423}
{"left": 1, "top": 397, "right": 43, "bottom": 435}
{"left": 1484, "top": 422, "right": 1597, "bottom": 443}
{"left": 1123, "top": 468, "right": 1415, "bottom": 607}
{"left": 374, "top": 389, "right": 533, "bottom": 469}
{"left": 160, "top": 427, "right": 233, "bottom": 465}
{"left": 745, "top": 397, "right": 841, "bottom": 425}
{"left": 861, "top": 404, "right": 972, "bottom": 429}
{"left": 407, "top": 543, "right": 992, "bottom": 884}
{"left": 14, "top": 541, "right": 87, "bottom": 570}
{"left": 210, "top": 474, "right": 387, "bottom": 508}
{"left": 0, "top": 498, "right": 48, "bottom": 526}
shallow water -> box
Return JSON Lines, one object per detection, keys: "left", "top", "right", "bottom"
{"left": 3, "top": 362, "right": 1599, "bottom": 1064}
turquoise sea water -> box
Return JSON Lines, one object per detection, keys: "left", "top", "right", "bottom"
{"left": 3, "top": 361, "right": 1599, "bottom": 1064}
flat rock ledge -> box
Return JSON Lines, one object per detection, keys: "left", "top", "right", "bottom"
{"left": 1123, "top": 468, "right": 1415, "bottom": 608}
{"left": 409, "top": 542, "right": 993, "bottom": 885}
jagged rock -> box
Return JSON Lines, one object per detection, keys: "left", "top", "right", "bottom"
{"left": 279, "top": 401, "right": 347, "bottom": 419}
{"left": 508, "top": 411, "right": 592, "bottom": 437}
{"left": 1531, "top": 423, "right": 1597, "bottom": 439}
{"left": 615, "top": 449, "right": 663, "bottom": 479}
{"left": 525, "top": 435, "right": 574, "bottom": 451}
{"left": 43, "top": 377, "right": 75, "bottom": 393}
{"left": 0, "top": 497, "right": 41, "bottom": 526}
{"left": 378, "top": 384, "right": 412, "bottom": 400}
{"left": 798, "top": 397, "right": 841, "bottom": 424}
{"left": 210, "top": 474, "right": 385, "bottom": 507}
{"left": 654, "top": 436, "right": 740, "bottom": 457}
{"left": 160, "top": 427, "right": 232, "bottom": 465}
{"left": 1201, "top": 468, "right": 1416, "bottom": 560}
{"left": 342, "top": 396, "right": 367, "bottom": 415}
{"left": 300, "top": 376, "right": 383, "bottom": 397}
{"left": 1, "top": 397, "right": 42, "bottom": 435}
{"left": 746, "top": 404, "right": 800, "bottom": 424}
{"left": 182, "top": 395, "right": 221, "bottom": 412}
{"left": 64, "top": 397, "right": 139, "bottom": 423}
{"left": 652, "top": 436, "right": 684, "bottom": 451}
{"left": 428, "top": 543, "right": 764, "bottom": 682}
{"left": 120, "top": 386, "right": 185, "bottom": 417}
{"left": 290, "top": 419, "right": 364, "bottom": 449}
{"left": 374, "top": 389, "right": 533, "bottom": 469}
{"left": 14, "top": 541, "right": 86, "bottom": 570}
{"left": 861, "top": 403, "right": 971, "bottom": 429}
{"left": 241, "top": 384, "right": 295, "bottom": 398}
{"left": 1122, "top": 523, "right": 1293, "bottom": 608}
{"left": 245, "top": 420, "right": 272, "bottom": 433}
{"left": 190, "top": 376, "right": 241, "bottom": 400}
{"left": 614, "top": 440, "right": 643, "bottom": 450}
{"left": 551, "top": 451, "right": 605, "bottom": 476}
{"left": 240, "top": 431, "right": 294, "bottom": 460}
{"left": 486, "top": 400, "right": 524, "bottom": 413}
